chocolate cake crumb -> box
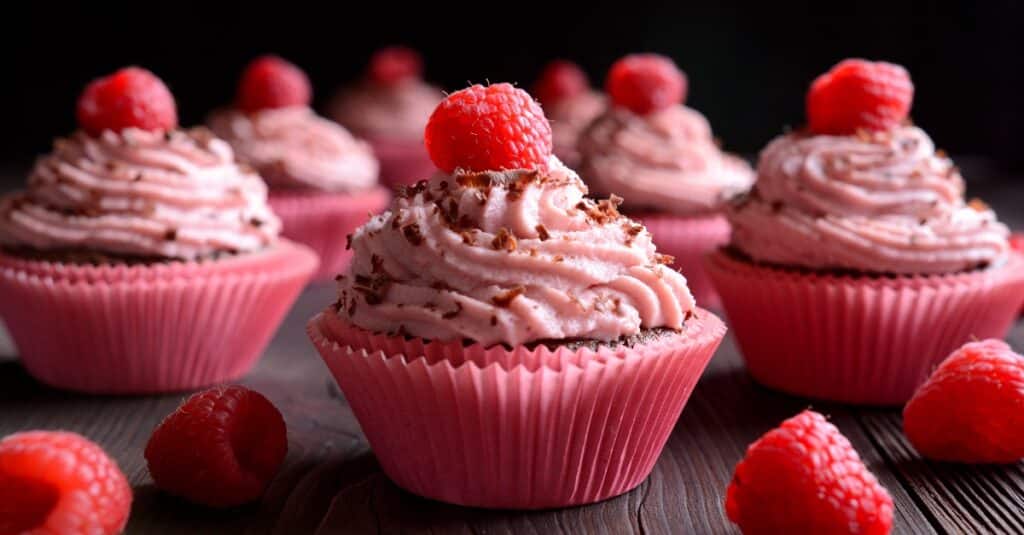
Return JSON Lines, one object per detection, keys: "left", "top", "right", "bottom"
{"left": 491, "top": 286, "right": 525, "bottom": 307}
{"left": 402, "top": 223, "right": 424, "bottom": 245}
{"left": 535, "top": 224, "right": 550, "bottom": 241}
{"left": 492, "top": 228, "right": 517, "bottom": 252}
{"left": 442, "top": 302, "right": 463, "bottom": 319}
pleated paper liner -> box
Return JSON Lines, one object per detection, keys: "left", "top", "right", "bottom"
{"left": 308, "top": 308, "right": 726, "bottom": 509}
{"left": 635, "top": 212, "right": 731, "bottom": 310}
{"left": 0, "top": 240, "right": 317, "bottom": 394}
{"left": 367, "top": 136, "right": 437, "bottom": 189}
{"left": 706, "top": 249, "right": 1024, "bottom": 406}
{"left": 269, "top": 187, "right": 390, "bottom": 281}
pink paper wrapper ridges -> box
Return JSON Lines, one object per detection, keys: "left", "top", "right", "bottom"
{"left": 308, "top": 309, "right": 726, "bottom": 509}
{"left": 368, "top": 137, "right": 437, "bottom": 188}
{"left": 706, "top": 250, "right": 1024, "bottom": 406}
{"left": 636, "top": 213, "right": 730, "bottom": 309}
{"left": 0, "top": 241, "right": 317, "bottom": 394}
{"left": 269, "top": 188, "right": 390, "bottom": 281}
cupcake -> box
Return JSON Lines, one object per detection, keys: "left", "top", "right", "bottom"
{"left": 0, "top": 67, "right": 317, "bottom": 394}
{"left": 706, "top": 59, "right": 1024, "bottom": 405}
{"left": 578, "top": 54, "right": 754, "bottom": 308}
{"left": 532, "top": 60, "right": 605, "bottom": 168}
{"left": 209, "top": 55, "right": 388, "bottom": 281}
{"left": 307, "top": 83, "right": 726, "bottom": 508}
{"left": 328, "top": 46, "right": 443, "bottom": 188}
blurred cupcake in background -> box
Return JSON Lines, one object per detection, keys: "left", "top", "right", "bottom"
{"left": 706, "top": 59, "right": 1024, "bottom": 405}
{"left": 578, "top": 54, "right": 754, "bottom": 307}
{"left": 209, "top": 55, "right": 388, "bottom": 281}
{"left": 532, "top": 59, "right": 605, "bottom": 168}
{"left": 0, "top": 66, "right": 317, "bottom": 393}
{"left": 328, "top": 46, "right": 442, "bottom": 187}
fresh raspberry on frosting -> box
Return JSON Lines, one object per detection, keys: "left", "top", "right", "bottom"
{"left": 369, "top": 46, "right": 423, "bottom": 86}
{"left": 424, "top": 83, "right": 552, "bottom": 173}
{"left": 807, "top": 59, "right": 914, "bottom": 135}
{"left": 903, "top": 339, "right": 1024, "bottom": 463}
{"left": 606, "top": 54, "right": 687, "bottom": 115}
{"left": 237, "top": 55, "right": 312, "bottom": 113}
{"left": 533, "top": 60, "right": 590, "bottom": 105}
{"left": 76, "top": 66, "right": 178, "bottom": 136}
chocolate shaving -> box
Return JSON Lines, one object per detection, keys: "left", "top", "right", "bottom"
{"left": 250, "top": 218, "right": 264, "bottom": 228}
{"left": 431, "top": 281, "right": 454, "bottom": 291}
{"left": 553, "top": 255, "right": 564, "bottom": 262}
{"left": 442, "top": 302, "right": 463, "bottom": 319}
{"left": 771, "top": 201, "right": 784, "bottom": 213}
{"left": 491, "top": 286, "right": 525, "bottom": 307}
{"left": 490, "top": 315, "right": 498, "bottom": 326}
{"left": 370, "top": 254, "right": 384, "bottom": 273}
{"left": 402, "top": 223, "right": 424, "bottom": 245}
{"left": 535, "top": 224, "right": 550, "bottom": 241}
{"left": 491, "top": 228, "right": 517, "bottom": 252}
{"left": 461, "top": 231, "right": 475, "bottom": 245}
{"left": 353, "top": 272, "right": 392, "bottom": 305}
{"left": 655, "top": 253, "right": 675, "bottom": 265}
{"left": 345, "top": 234, "right": 354, "bottom": 250}
{"left": 347, "top": 298, "right": 357, "bottom": 316}
{"left": 164, "top": 229, "right": 177, "bottom": 241}
{"left": 968, "top": 198, "right": 990, "bottom": 212}
{"left": 456, "top": 172, "right": 493, "bottom": 189}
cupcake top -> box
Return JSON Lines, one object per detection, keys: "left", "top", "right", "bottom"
{"left": 532, "top": 60, "right": 607, "bottom": 168}
{"left": 579, "top": 54, "right": 754, "bottom": 215}
{"left": 0, "top": 67, "right": 279, "bottom": 261}
{"left": 328, "top": 46, "right": 443, "bottom": 142}
{"left": 210, "top": 56, "right": 378, "bottom": 192}
{"left": 729, "top": 59, "right": 1008, "bottom": 275}
{"left": 335, "top": 83, "right": 696, "bottom": 347}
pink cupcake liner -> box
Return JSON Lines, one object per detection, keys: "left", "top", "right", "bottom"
{"left": 635, "top": 212, "right": 731, "bottom": 310}
{"left": 269, "top": 188, "right": 390, "bottom": 282}
{"left": 367, "top": 136, "right": 437, "bottom": 188}
{"left": 307, "top": 309, "right": 726, "bottom": 509}
{"left": 706, "top": 250, "right": 1024, "bottom": 406}
{"left": 0, "top": 241, "right": 317, "bottom": 394}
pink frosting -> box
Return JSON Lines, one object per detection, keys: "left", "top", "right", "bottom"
{"left": 328, "top": 80, "right": 442, "bottom": 142}
{"left": 335, "top": 156, "right": 696, "bottom": 347}
{"left": 729, "top": 126, "right": 1009, "bottom": 274}
{"left": 579, "top": 105, "right": 754, "bottom": 215}
{"left": 0, "top": 128, "right": 280, "bottom": 260}
{"left": 208, "top": 107, "right": 379, "bottom": 192}
{"left": 547, "top": 90, "right": 606, "bottom": 168}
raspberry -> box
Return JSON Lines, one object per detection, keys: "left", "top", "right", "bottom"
{"left": 424, "top": 83, "right": 552, "bottom": 173}
{"left": 903, "top": 339, "right": 1024, "bottom": 463}
{"left": 237, "top": 55, "right": 312, "bottom": 113}
{"left": 533, "top": 60, "right": 590, "bottom": 105}
{"left": 76, "top": 66, "right": 178, "bottom": 136}
{"left": 369, "top": 46, "right": 423, "bottom": 86}
{"left": 0, "top": 431, "right": 132, "bottom": 535}
{"left": 807, "top": 59, "right": 914, "bottom": 135}
{"left": 605, "top": 53, "right": 687, "bottom": 115}
{"left": 145, "top": 385, "right": 287, "bottom": 507}
{"left": 726, "top": 410, "right": 893, "bottom": 535}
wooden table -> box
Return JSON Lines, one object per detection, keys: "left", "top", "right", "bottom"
{"left": 2, "top": 160, "right": 1023, "bottom": 534}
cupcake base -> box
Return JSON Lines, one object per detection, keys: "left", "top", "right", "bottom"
{"left": 706, "top": 249, "right": 1024, "bottom": 406}
{"left": 308, "top": 309, "right": 726, "bottom": 509}
{"left": 635, "top": 212, "right": 731, "bottom": 309}
{"left": 368, "top": 136, "right": 436, "bottom": 188}
{"left": 0, "top": 241, "right": 317, "bottom": 394}
{"left": 269, "top": 187, "right": 390, "bottom": 282}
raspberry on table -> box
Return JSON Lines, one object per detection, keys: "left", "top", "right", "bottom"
{"left": 424, "top": 83, "right": 553, "bottom": 173}
{"left": 903, "top": 339, "right": 1024, "bottom": 463}
{"left": 0, "top": 430, "right": 132, "bottom": 535}
{"left": 237, "top": 55, "right": 312, "bottom": 113}
{"left": 806, "top": 59, "right": 914, "bottom": 135}
{"left": 533, "top": 60, "right": 590, "bottom": 105}
{"left": 76, "top": 66, "right": 178, "bottom": 136}
{"left": 726, "top": 410, "right": 893, "bottom": 535}
{"left": 605, "top": 53, "right": 687, "bottom": 115}
{"left": 145, "top": 385, "right": 288, "bottom": 508}
{"left": 369, "top": 46, "right": 423, "bottom": 86}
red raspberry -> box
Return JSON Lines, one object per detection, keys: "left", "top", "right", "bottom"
{"left": 369, "top": 46, "right": 423, "bottom": 86}
{"left": 145, "top": 385, "right": 287, "bottom": 507}
{"left": 533, "top": 60, "right": 590, "bottom": 105}
{"left": 807, "top": 59, "right": 914, "bottom": 135}
{"left": 76, "top": 66, "right": 178, "bottom": 136}
{"left": 1009, "top": 233, "right": 1024, "bottom": 254}
{"left": 605, "top": 53, "right": 687, "bottom": 115}
{"left": 903, "top": 339, "right": 1024, "bottom": 463}
{"left": 0, "top": 431, "right": 132, "bottom": 535}
{"left": 726, "top": 410, "right": 893, "bottom": 535}
{"left": 424, "top": 83, "right": 552, "bottom": 173}
{"left": 237, "top": 55, "right": 312, "bottom": 113}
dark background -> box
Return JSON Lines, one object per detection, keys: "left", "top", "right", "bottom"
{"left": 1, "top": 1, "right": 1022, "bottom": 181}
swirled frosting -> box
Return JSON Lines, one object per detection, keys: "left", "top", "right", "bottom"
{"left": 329, "top": 80, "right": 442, "bottom": 142}
{"left": 0, "top": 128, "right": 280, "bottom": 260}
{"left": 335, "top": 156, "right": 696, "bottom": 346}
{"left": 208, "top": 107, "right": 379, "bottom": 192}
{"left": 728, "top": 126, "right": 1009, "bottom": 274}
{"left": 548, "top": 91, "right": 606, "bottom": 168}
{"left": 579, "top": 105, "right": 754, "bottom": 215}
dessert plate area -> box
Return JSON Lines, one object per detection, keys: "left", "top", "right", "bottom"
{"left": 1, "top": 158, "right": 1022, "bottom": 534}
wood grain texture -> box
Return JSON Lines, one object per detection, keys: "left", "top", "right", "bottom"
{"left": 1, "top": 160, "right": 1023, "bottom": 534}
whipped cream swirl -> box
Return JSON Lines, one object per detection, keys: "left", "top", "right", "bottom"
{"left": 329, "top": 80, "right": 443, "bottom": 142}
{"left": 548, "top": 91, "right": 606, "bottom": 168}
{"left": 336, "top": 156, "right": 696, "bottom": 346}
